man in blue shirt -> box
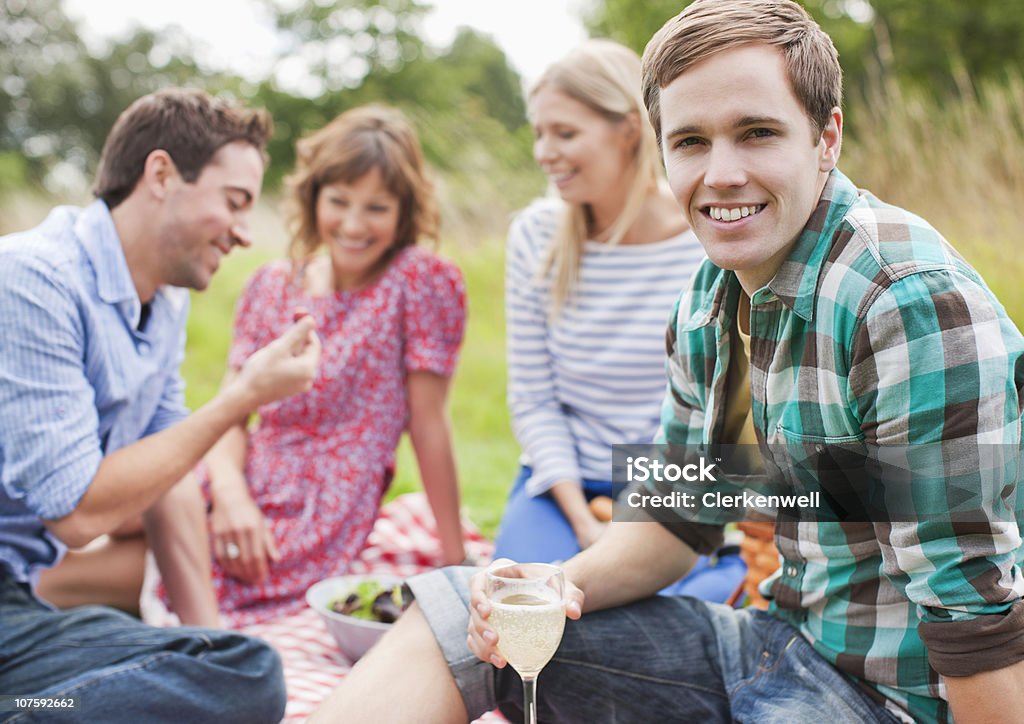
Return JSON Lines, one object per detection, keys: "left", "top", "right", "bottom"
{"left": 0, "top": 88, "right": 320, "bottom": 722}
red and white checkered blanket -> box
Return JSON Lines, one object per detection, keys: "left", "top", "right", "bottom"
{"left": 236, "top": 492, "right": 501, "bottom": 722}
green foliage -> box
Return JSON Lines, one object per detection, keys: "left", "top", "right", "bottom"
{"left": 582, "top": 0, "right": 681, "bottom": 55}
{"left": 259, "top": 0, "right": 431, "bottom": 90}
{"left": 0, "top": 151, "right": 29, "bottom": 194}
{"left": 0, "top": 0, "right": 535, "bottom": 218}
{"left": 582, "top": 0, "right": 871, "bottom": 127}
{"left": 583, "top": 0, "right": 1024, "bottom": 133}
{"left": 866, "top": 0, "right": 1024, "bottom": 95}
{"left": 439, "top": 28, "right": 528, "bottom": 133}
{"left": 0, "top": 0, "right": 237, "bottom": 189}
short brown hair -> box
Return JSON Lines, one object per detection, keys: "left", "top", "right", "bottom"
{"left": 642, "top": 0, "right": 842, "bottom": 142}
{"left": 93, "top": 88, "right": 272, "bottom": 209}
{"left": 284, "top": 104, "right": 439, "bottom": 264}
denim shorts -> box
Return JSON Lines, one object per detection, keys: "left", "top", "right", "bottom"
{"left": 407, "top": 567, "right": 904, "bottom": 723}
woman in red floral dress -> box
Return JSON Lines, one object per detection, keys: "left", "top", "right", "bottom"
{"left": 202, "top": 105, "right": 467, "bottom": 626}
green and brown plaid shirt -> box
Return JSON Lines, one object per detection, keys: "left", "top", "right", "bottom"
{"left": 657, "top": 169, "right": 1024, "bottom": 723}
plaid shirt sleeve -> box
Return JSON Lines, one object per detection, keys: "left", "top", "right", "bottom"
{"left": 652, "top": 283, "right": 728, "bottom": 555}
{"left": 849, "top": 264, "right": 1024, "bottom": 676}
{"left": 659, "top": 296, "right": 708, "bottom": 448}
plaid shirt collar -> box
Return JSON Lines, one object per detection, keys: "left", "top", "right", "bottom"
{"left": 681, "top": 168, "right": 861, "bottom": 333}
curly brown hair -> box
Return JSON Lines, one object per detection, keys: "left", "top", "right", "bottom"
{"left": 284, "top": 105, "right": 439, "bottom": 266}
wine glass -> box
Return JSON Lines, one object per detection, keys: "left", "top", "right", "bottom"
{"left": 485, "top": 562, "right": 566, "bottom": 724}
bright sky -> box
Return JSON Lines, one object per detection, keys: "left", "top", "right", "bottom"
{"left": 63, "top": 0, "right": 590, "bottom": 85}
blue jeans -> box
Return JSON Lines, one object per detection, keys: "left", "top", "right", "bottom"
{"left": 0, "top": 573, "right": 286, "bottom": 723}
{"left": 409, "top": 567, "right": 901, "bottom": 723}
{"left": 494, "top": 466, "right": 746, "bottom": 603}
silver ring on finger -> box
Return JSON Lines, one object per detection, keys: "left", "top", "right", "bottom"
{"left": 225, "top": 541, "right": 241, "bottom": 560}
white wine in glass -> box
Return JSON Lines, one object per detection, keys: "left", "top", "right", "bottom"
{"left": 486, "top": 563, "right": 566, "bottom": 724}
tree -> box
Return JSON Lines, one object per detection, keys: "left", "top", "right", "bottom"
{"left": 438, "top": 28, "right": 527, "bottom": 133}
{"left": 1, "top": 0, "right": 94, "bottom": 187}
{"left": 0, "top": 0, "right": 233, "bottom": 191}
{"left": 258, "top": 0, "right": 432, "bottom": 96}
{"left": 584, "top": 0, "right": 1024, "bottom": 104}
{"left": 582, "top": 0, "right": 681, "bottom": 56}
{"left": 252, "top": 17, "right": 532, "bottom": 187}
{"left": 866, "top": 0, "right": 1024, "bottom": 95}
{"left": 582, "top": 0, "right": 869, "bottom": 101}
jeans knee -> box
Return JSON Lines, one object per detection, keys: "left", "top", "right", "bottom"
{"left": 228, "top": 636, "right": 287, "bottom": 721}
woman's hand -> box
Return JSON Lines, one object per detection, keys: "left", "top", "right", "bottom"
{"left": 572, "top": 515, "right": 608, "bottom": 550}
{"left": 550, "top": 480, "right": 608, "bottom": 550}
{"left": 209, "top": 474, "right": 280, "bottom": 584}
{"left": 466, "top": 559, "right": 584, "bottom": 667}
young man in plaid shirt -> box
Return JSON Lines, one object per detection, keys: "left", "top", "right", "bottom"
{"left": 315, "top": 1, "right": 1024, "bottom": 721}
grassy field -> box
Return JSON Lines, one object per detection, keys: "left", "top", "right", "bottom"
{"left": 180, "top": 237, "right": 517, "bottom": 539}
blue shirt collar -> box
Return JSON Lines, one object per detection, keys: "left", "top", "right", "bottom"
{"left": 74, "top": 199, "right": 148, "bottom": 328}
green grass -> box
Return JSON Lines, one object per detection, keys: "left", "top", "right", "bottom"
{"left": 181, "top": 240, "right": 516, "bottom": 539}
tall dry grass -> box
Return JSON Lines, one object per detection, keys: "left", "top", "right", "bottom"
{"left": 841, "top": 75, "right": 1024, "bottom": 323}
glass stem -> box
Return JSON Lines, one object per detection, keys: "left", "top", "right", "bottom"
{"left": 522, "top": 675, "right": 538, "bottom": 724}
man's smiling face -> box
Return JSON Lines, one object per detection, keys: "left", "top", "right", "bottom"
{"left": 659, "top": 43, "right": 841, "bottom": 293}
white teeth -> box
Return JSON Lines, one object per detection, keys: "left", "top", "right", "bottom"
{"left": 708, "top": 205, "right": 763, "bottom": 222}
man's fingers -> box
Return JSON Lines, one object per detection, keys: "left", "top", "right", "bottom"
{"left": 299, "top": 328, "right": 321, "bottom": 362}
{"left": 486, "top": 557, "right": 517, "bottom": 572}
{"left": 466, "top": 615, "right": 505, "bottom": 667}
{"left": 467, "top": 632, "right": 505, "bottom": 667}
{"left": 281, "top": 315, "right": 317, "bottom": 352}
{"left": 470, "top": 590, "right": 492, "bottom": 619}
{"left": 565, "top": 582, "right": 585, "bottom": 619}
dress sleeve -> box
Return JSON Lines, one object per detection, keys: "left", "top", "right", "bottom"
{"left": 402, "top": 252, "right": 466, "bottom": 377}
{"left": 227, "top": 263, "right": 283, "bottom": 371}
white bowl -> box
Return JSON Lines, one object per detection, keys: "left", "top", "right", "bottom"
{"left": 305, "top": 574, "right": 404, "bottom": 661}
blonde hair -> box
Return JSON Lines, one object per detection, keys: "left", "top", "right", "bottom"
{"left": 642, "top": 0, "right": 842, "bottom": 143}
{"left": 530, "top": 39, "right": 662, "bottom": 317}
{"left": 284, "top": 104, "right": 439, "bottom": 267}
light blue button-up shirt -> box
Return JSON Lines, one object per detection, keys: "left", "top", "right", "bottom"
{"left": 0, "top": 200, "right": 190, "bottom": 585}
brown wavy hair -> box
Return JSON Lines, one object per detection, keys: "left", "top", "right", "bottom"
{"left": 284, "top": 105, "right": 439, "bottom": 266}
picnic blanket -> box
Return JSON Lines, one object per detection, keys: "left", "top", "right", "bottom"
{"left": 145, "top": 493, "right": 502, "bottom": 722}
